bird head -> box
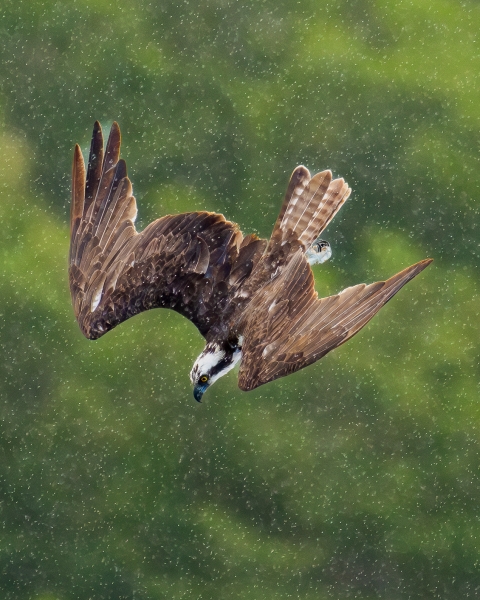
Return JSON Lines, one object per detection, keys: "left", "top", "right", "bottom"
{"left": 190, "top": 339, "right": 242, "bottom": 402}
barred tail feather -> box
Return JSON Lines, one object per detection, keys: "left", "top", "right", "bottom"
{"left": 300, "top": 177, "right": 351, "bottom": 248}
{"left": 270, "top": 166, "right": 350, "bottom": 251}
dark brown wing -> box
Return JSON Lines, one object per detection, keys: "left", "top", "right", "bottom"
{"left": 238, "top": 251, "right": 432, "bottom": 391}
{"left": 69, "top": 122, "right": 246, "bottom": 339}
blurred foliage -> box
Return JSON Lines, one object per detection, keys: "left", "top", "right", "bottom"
{"left": 0, "top": 0, "right": 479, "bottom": 598}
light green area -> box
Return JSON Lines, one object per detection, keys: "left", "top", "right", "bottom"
{"left": 0, "top": 0, "right": 479, "bottom": 598}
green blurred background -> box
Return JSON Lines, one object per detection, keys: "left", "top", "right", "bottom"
{"left": 1, "top": 0, "right": 479, "bottom": 598}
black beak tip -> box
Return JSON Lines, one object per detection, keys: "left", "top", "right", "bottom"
{"left": 193, "top": 386, "right": 204, "bottom": 403}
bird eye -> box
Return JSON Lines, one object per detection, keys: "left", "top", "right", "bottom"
{"left": 200, "top": 375, "right": 208, "bottom": 383}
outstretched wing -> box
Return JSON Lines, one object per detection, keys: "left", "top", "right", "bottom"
{"left": 238, "top": 251, "right": 432, "bottom": 391}
{"left": 69, "top": 122, "right": 245, "bottom": 339}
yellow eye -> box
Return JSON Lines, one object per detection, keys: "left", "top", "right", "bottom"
{"left": 200, "top": 375, "right": 208, "bottom": 383}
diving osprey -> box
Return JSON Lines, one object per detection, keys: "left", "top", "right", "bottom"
{"left": 69, "top": 122, "right": 432, "bottom": 402}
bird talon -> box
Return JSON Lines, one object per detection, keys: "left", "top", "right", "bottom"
{"left": 306, "top": 238, "right": 332, "bottom": 266}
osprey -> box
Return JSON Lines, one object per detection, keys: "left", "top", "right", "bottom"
{"left": 69, "top": 122, "right": 432, "bottom": 402}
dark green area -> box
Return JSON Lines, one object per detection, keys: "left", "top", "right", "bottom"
{"left": 0, "top": 0, "right": 479, "bottom": 598}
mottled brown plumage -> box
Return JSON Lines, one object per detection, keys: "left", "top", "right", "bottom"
{"left": 69, "top": 122, "right": 432, "bottom": 397}
{"left": 69, "top": 122, "right": 261, "bottom": 339}
{"left": 237, "top": 251, "right": 431, "bottom": 390}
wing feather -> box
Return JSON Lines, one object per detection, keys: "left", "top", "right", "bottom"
{"left": 84, "top": 121, "right": 104, "bottom": 211}
{"left": 300, "top": 177, "right": 351, "bottom": 248}
{"left": 70, "top": 145, "right": 85, "bottom": 235}
{"left": 238, "top": 251, "right": 432, "bottom": 391}
{"left": 69, "top": 122, "right": 259, "bottom": 340}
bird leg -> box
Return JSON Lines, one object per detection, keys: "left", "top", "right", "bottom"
{"left": 305, "top": 238, "right": 332, "bottom": 266}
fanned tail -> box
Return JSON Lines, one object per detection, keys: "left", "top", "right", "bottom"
{"left": 269, "top": 166, "right": 351, "bottom": 251}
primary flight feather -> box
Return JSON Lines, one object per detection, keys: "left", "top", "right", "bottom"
{"left": 69, "top": 122, "right": 432, "bottom": 401}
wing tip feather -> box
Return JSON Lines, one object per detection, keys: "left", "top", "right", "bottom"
{"left": 71, "top": 143, "right": 86, "bottom": 230}
{"left": 388, "top": 257, "right": 433, "bottom": 283}
{"left": 419, "top": 257, "right": 434, "bottom": 267}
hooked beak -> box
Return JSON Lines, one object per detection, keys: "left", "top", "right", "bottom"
{"left": 193, "top": 383, "right": 208, "bottom": 403}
